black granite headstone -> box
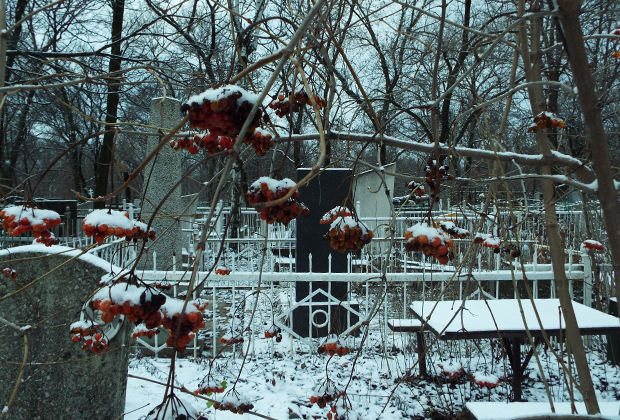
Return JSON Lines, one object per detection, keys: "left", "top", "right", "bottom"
{"left": 293, "top": 168, "right": 359, "bottom": 337}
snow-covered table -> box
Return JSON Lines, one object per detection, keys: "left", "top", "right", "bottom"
{"left": 466, "top": 401, "right": 620, "bottom": 420}
{"left": 410, "top": 299, "right": 620, "bottom": 401}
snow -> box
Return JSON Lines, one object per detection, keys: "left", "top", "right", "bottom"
{"left": 329, "top": 216, "right": 369, "bottom": 234}
{"left": 249, "top": 176, "right": 296, "bottom": 192}
{"left": 0, "top": 206, "right": 60, "bottom": 226}
{"left": 70, "top": 320, "right": 98, "bottom": 331}
{"left": 0, "top": 245, "right": 124, "bottom": 280}
{"left": 185, "top": 85, "right": 260, "bottom": 107}
{"left": 438, "top": 360, "right": 462, "bottom": 375}
{"left": 410, "top": 299, "right": 620, "bottom": 336}
{"left": 83, "top": 209, "right": 134, "bottom": 230}
{"left": 406, "top": 223, "right": 446, "bottom": 240}
{"left": 472, "top": 372, "right": 499, "bottom": 385}
{"left": 466, "top": 402, "right": 620, "bottom": 420}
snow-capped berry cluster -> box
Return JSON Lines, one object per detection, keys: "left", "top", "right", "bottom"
{"left": 320, "top": 206, "right": 351, "bottom": 224}
{"left": 34, "top": 231, "right": 59, "bottom": 247}
{"left": 264, "top": 325, "right": 282, "bottom": 342}
{"left": 219, "top": 333, "right": 244, "bottom": 345}
{"left": 406, "top": 181, "right": 426, "bottom": 197}
{"left": 474, "top": 234, "right": 501, "bottom": 252}
{"left": 472, "top": 372, "right": 500, "bottom": 389}
{"left": 325, "top": 217, "right": 374, "bottom": 253}
{"left": 268, "top": 91, "right": 327, "bottom": 117}
{"left": 212, "top": 395, "right": 254, "bottom": 414}
{"left": 309, "top": 390, "right": 345, "bottom": 409}
{"left": 3, "top": 268, "right": 17, "bottom": 279}
{"left": 181, "top": 85, "right": 261, "bottom": 137}
{"left": 582, "top": 239, "right": 604, "bottom": 251}
{"left": 82, "top": 209, "right": 156, "bottom": 244}
{"left": 438, "top": 361, "right": 463, "bottom": 378}
{"left": 440, "top": 221, "right": 469, "bottom": 239}
{"left": 215, "top": 267, "right": 230, "bottom": 275}
{"left": 92, "top": 284, "right": 166, "bottom": 324}
{"left": 169, "top": 134, "right": 234, "bottom": 155}
{"left": 0, "top": 206, "right": 61, "bottom": 238}
{"left": 404, "top": 223, "right": 452, "bottom": 265}
{"left": 318, "top": 337, "right": 350, "bottom": 356}
{"left": 242, "top": 128, "right": 273, "bottom": 156}
{"left": 528, "top": 112, "right": 565, "bottom": 133}
{"left": 246, "top": 177, "right": 309, "bottom": 225}
{"left": 69, "top": 320, "right": 109, "bottom": 353}
{"left": 132, "top": 324, "right": 160, "bottom": 339}
{"left": 424, "top": 159, "right": 454, "bottom": 202}
{"left": 152, "top": 282, "right": 173, "bottom": 291}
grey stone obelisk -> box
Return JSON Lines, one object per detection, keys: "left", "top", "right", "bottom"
{"left": 141, "top": 97, "right": 183, "bottom": 271}
{"left": 0, "top": 247, "right": 131, "bottom": 420}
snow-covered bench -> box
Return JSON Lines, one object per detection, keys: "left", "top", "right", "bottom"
{"left": 388, "top": 319, "right": 427, "bottom": 377}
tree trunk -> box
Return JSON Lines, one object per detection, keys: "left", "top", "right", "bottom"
{"left": 517, "top": 0, "right": 600, "bottom": 413}
{"left": 94, "top": 0, "right": 125, "bottom": 208}
{"left": 556, "top": 0, "right": 620, "bottom": 333}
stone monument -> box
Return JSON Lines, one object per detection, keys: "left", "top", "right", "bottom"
{"left": 0, "top": 246, "right": 131, "bottom": 420}
{"left": 141, "top": 97, "right": 184, "bottom": 271}
{"left": 293, "top": 168, "right": 359, "bottom": 337}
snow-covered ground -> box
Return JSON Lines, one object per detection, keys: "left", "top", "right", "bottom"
{"left": 125, "top": 330, "right": 620, "bottom": 419}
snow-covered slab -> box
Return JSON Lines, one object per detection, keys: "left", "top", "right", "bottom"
{"left": 388, "top": 319, "right": 422, "bottom": 332}
{"left": 466, "top": 401, "right": 620, "bottom": 420}
{"left": 410, "top": 299, "right": 620, "bottom": 340}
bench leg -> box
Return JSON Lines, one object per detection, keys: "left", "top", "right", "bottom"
{"left": 416, "top": 331, "right": 427, "bottom": 378}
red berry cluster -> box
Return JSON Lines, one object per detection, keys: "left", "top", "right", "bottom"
{"left": 246, "top": 178, "right": 309, "bottom": 225}
{"left": 212, "top": 400, "right": 254, "bottom": 414}
{"left": 92, "top": 286, "right": 166, "bottom": 324}
{"left": 405, "top": 224, "right": 453, "bottom": 265}
{"left": 439, "top": 221, "right": 469, "bottom": 239}
{"left": 169, "top": 134, "right": 234, "bottom": 155}
{"left": 318, "top": 340, "right": 350, "bottom": 356}
{"left": 583, "top": 240, "right": 604, "bottom": 251}
{"left": 326, "top": 406, "right": 339, "bottom": 420}
{"left": 264, "top": 325, "right": 282, "bottom": 342}
{"left": 163, "top": 310, "right": 205, "bottom": 353}
{"left": 193, "top": 385, "right": 225, "bottom": 395}
{"left": 3, "top": 268, "right": 17, "bottom": 279}
{"left": 309, "top": 391, "right": 345, "bottom": 409}
{"left": 181, "top": 85, "right": 262, "bottom": 137}
{"left": 320, "top": 206, "right": 351, "bottom": 224}
{"left": 220, "top": 335, "right": 244, "bottom": 345}
{"left": 132, "top": 326, "right": 159, "bottom": 339}
{"left": 82, "top": 209, "right": 155, "bottom": 244}
{"left": 242, "top": 129, "right": 273, "bottom": 156}
{"left": 152, "top": 282, "right": 173, "bottom": 291}
{"left": 503, "top": 244, "right": 521, "bottom": 258}
{"left": 474, "top": 234, "right": 502, "bottom": 254}
{"left": 192, "top": 298, "right": 209, "bottom": 311}
{"left": 424, "top": 159, "right": 454, "bottom": 202}
{"left": 472, "top": 375, "right": 499, "bottom": 389}
{"left": 70, "top": 323, "right": 109, "bottom": 353}
{"left": 438, "top": 362, "right": 463, "bottom": 378}
{"left": 0, "top": 206, "right": 61, "bottom": 238}
{"left": 325, "top": 217, "right": 374, "bottom": 253}
{"left": 268, "top": 91, "right": 327, "bottom": 117}
{"left": 215, "top": 267, "right": 230, "bottom": 275}
{"left": 35, "top": 231, "right": 59, "bottom": 247}
{"left": 528, "top": 112, "right": 565, "bottom": 133}
{"left": 406, "top": 181, "right": 426, "bottom": 197}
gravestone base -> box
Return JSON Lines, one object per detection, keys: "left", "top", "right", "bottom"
{"left": 0, "top": 248, "right": 132, "bottom": 420}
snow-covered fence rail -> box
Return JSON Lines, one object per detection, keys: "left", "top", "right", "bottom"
{"left": 135, "top": 259, "right": 599, "bottom": 357}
